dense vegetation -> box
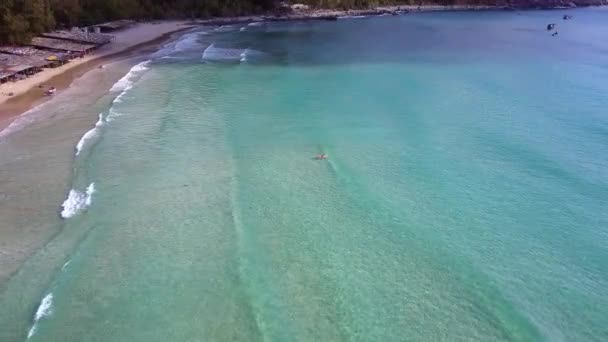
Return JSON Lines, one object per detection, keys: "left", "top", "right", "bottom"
{"left": 0, "top": 0, "right": 594, "bottom": 44}
{"left": 0, "top": 0, "right": 423, "bottom": 44}
{"left": 0, "top": 0, "right": 276, "bottom": 44}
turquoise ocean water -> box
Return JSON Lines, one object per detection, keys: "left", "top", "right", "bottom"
{"left": 1, "top": 9, "right": 608, "bottom": 341}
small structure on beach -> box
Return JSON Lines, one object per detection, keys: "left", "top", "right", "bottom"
{"left": 0, "top": 24, "right": 115, "bottom": 87}
{"left": 90, "top": 20, "right": 135, "bottom": 33}
{"left": 0, "top": 46, "right": 69, "bottom": 67}
{"left": 0, "top": 70, "right": 13, "bottom": 84}
{"left": 28, "top": 37, "right": 96, "bottom": 55}
{"left": 0, "top": 47, "right": 72, "bottom": 83}
{"left": 41, "top": 30, "right": 114, "bottom": 46}
{"left": 0, "top": 53, "right": 43, "bottom": 83}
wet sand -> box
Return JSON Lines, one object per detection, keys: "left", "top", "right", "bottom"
{"left": 0, "top": 22, "right": 192, "bottom": 132}
{"left": 0, "top": 28, "right": 192, "bottom": 289}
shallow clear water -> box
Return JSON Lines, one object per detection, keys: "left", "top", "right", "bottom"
{"left": 2, "top": 9, "right": 608, "bottom": 341}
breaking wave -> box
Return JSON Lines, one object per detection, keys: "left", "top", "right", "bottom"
{"left": 239, "top": 48, "right": 267, "bottom": 63}
{"left": 61, "top": 260, "right": 71, "bottom": 271}
{"left": 27, "top": 293, "right": 53, "bottom": 339}
{"left": 75, "top": 113, "right": 104, "bottom": 156}
{"left": 60, "top": 183, "right": 96, "bottom": 219}
{"left": 109, "top": 60, "right": 150, "bottom": 107}
{"left": 338, "top": 15, "right": 367, "bottom": 19}
{"left": 202, "top": 44, "right": 245, "bottom": 62}
{"left": 106, "top": 108, "right": 123, "bottom": 122}
{"left": 174, "top": 32, "right": 202, "bottom": 52}
{"left": 202, "top": 44, "right": 268, "bottom": 64}
{"left": 213, "top": 25, "right": 235, "bottom": 33}
{"left": 109, "top": 61, "right": 150, "bottom": 92}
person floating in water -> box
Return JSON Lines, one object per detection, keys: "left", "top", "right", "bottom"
{"left": 547, "top": 23, "right": 556, "bottom": 31}
{"left": 316, "top": 154, "right": 327, "bottom": 160}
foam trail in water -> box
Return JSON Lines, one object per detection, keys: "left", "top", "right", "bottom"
{"left": 338, "top": 15, "right": 366, "bottom": 19}
{"left": 60, "top": 183, "right": 96, "bottom": 219}
{"left": 27, "top": 293, "right": 53, "bottom": 339}
{"left": 109, "top": 61, "right": 150, "bottom": 106}
{"left": 106, "top": 108, "right": 123, "bottom": 122}
{"left": 112, "top": 88, "right": 130, "bottom": 104}
{"left": 75, "top": 113, "right": 104, "bottom": 156}
{"left": 213, "top": 25, "right": 235, "bottom": 33}
{"left": 240, "top": 48, "right": 268, "bottom": 63}
{"left": 202, "top": 44, "right": 245, "bottom": 62}
{"left": 174, "top": 32, "right": 202, "bottom": 52}
{"left": 61, "top": 260, "right": 71, "bottom": 271}
{"left": 109, "top": 61, "right": 150, "bottom": 92}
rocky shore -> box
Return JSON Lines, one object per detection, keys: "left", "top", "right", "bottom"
{"left": 189, "top": 1, "right": 605, "bottom": 27}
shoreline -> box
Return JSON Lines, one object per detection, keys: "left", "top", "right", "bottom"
{"left": 0, "top": 22, "right": 193, "bottom": 132}
{"left": 0, "top": 5, "right": 595, "bottom": 131}
{"left": 187, "top": 3, "right": 596, "bottom": 26}
{"left": 0, "top": 8, "right": 605, "bottom": 340}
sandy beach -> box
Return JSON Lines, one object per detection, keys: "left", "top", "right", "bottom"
{"left": 0, "top": 21, "right": 192, "bottom": 130}
{"left": 0, "top": 3, "right": 588, "bottom": 130}
{"left": 0, "top": 21, "right": 193, "bottom": 289}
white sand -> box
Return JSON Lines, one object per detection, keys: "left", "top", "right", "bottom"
{"left": 0, "top": 21, "right": 191, "bottom": 104}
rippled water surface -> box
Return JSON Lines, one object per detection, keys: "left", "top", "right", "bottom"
{"left": 1, "top": 9, "right": 608, "bottom": 341}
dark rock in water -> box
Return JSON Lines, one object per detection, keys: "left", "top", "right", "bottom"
{"left": 319, "top": 15, "right": 338, "bottom": 21}
{"left": 547, "top": 23, "right": 556, "bottom": 31}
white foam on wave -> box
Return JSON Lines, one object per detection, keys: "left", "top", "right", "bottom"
{"left": 60, "top": 183, "right": 96, "bottom": 219}
{"left": 112, "top": 87, "right": 130, "bottom": 104}
{"left": 75, "top": 113, "right": 104, "bottom": 156}
{"left": 338, "top": 15, "right": 367, "bottom": 19}
{"left": 34, "top": 293, "right": 53, "bottom": 321}
{"left": 61, "top": 260, "right": 71, "bottom": 271}
{"left": 240, "top": 26, "right": 246, "bottom": 32}
{"left": 105, "top": 108, "right": 123, "bottom": 122}
{"left": 174, "top": 32, "right": 202, "bottom": 52}
{"left": 109, "top": 61, "right": 150, "bottom": 105}
{"left": 109, "top": 77, "right": 131, "bottom": 93}
{"left": 202, "top": 44, "right": 245, "bottom": 62}
{"left": 109, "top": 61, "right": 150, "bottom": 92}
{"left": 27, "top": 293, "right": 53, "bottom": 339}
{"left": 240, "top": 48, "right": 268, "bottom": 63}
{"left": 213, "top": 25, "right": 235, "bottom": 32}
{"left": 248, "top": 21, "right": 263, "bottom": 27}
